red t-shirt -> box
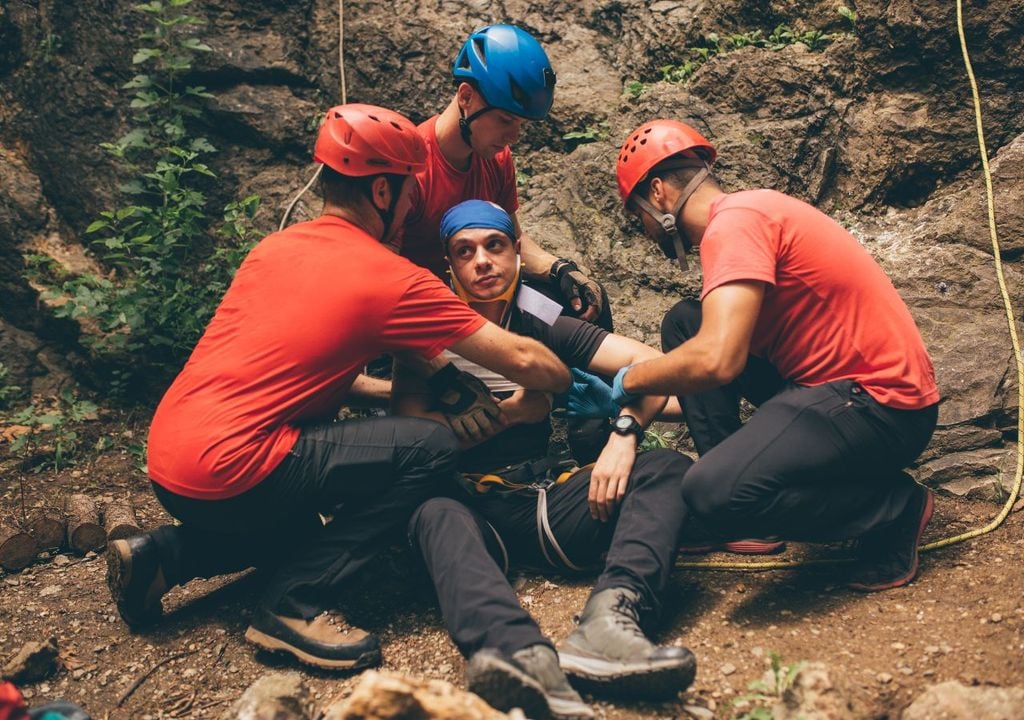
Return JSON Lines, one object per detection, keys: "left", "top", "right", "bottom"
{"left": 147, "top": 215, "right": 486, "bottom": 500}
{"left": 400, "top": 115, "right": 519, "bottom": 278}
{"left": 700, "top": 190, "right": 939, "bottom": 410}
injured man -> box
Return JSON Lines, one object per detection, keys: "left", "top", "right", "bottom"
{"left": 393, "top": 199, "right": 697, "bottom": 720}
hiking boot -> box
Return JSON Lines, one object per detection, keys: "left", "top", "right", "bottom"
{"left": 466, "top": 644, "right": 594, "bottom": 720}
{"left": 245, "top": 607, "right": 381, "bottom": 670}
{"left": 558, "top": 588, "right": 696, "bottom": 699}
{"left": 848, "top": 483, "right": 934, "bottom": 592}
{"left": 679, "top": 538, "right": 786, "bottom": 555}
{"left": 106, "top": 534, "right": 169, "bottom": 628}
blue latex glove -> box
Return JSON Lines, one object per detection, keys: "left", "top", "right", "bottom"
{"left": 555, "top": 368, "right": 620, "bottom": 419}
{"left": 611, "top": 365, "right": 640, "bottom": 406}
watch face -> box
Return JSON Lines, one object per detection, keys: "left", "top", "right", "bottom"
{"left": 613, "top": 415, "right": 642, "bottom": 438}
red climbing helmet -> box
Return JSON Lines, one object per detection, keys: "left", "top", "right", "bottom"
{"left": 313, "top": 104, "right": 427, "bottom": 177}
{"left": 616, "top": 119, "right": 717, "bottom": 202}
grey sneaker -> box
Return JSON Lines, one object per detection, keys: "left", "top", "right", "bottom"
{"left": 466, "top": 644, "right": 594, "bottom": 720}
{"left": 558, "top": 588, "right": 696, "bottom": 699}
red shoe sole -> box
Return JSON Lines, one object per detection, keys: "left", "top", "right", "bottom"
{"left": 679, "top": 539, "right": 786, "bottom": 555}
{"left": 848, "top": 489, "right": 934, "bottom": 592}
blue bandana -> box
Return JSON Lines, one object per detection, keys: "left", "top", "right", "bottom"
{"left": 439, "top": 199, "right": 516, "bottom": 248}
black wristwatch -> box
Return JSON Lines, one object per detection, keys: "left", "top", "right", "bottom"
{"left": 612, "top": 415, "right": 644, "bottom": 443}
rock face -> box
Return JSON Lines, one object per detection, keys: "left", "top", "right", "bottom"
{"left": 901, "top": 681, "right": 1024, "bottom": 720}
{"left": 222, "top": 672, "right": 314, "bottom": 720}
{"left": 1, "top": 0, "right": 1023, "bottom": 495}
{"left": 322, "top": 670, "right": 510, "bottom": 720}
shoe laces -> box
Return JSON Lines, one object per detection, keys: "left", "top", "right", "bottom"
{"left": 314, "top": 611, "right": 354, "bottom": 633}
{"left": 611, "top": 592, "right": 647, "bottom": 639}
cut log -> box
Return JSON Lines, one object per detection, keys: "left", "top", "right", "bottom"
{"left": 27, "top": 509, "right": 67, "bottom": 551}
{"left": 65, "top": 494, "right": 106, "bottom": 555}
{"left": 104, "top": 501, "right": 141, "bottom": 541}
{"left": 0, "top": 522, "right": 39, "bottom": 571}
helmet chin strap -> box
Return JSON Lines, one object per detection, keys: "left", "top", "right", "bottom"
{"left": 458, "top": 105, "right": 496, "bottom": 147}
{"left": 631, "top": 165, "right": 709, "bottom": 272}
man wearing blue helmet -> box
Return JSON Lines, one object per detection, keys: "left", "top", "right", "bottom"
{"left": 395, "top": 200, "right": 698, "bottom": 719}
{"left": 401, "top": 24, "right": 610, "bottom": 330}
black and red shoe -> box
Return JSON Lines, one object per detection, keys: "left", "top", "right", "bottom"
{"left": 847, "top": 484, "right": 934, "bottom": 592}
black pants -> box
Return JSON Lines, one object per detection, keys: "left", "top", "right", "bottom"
{"left": 662, "top": 299, "right": 938, "bottom": 542}
{"left": 408, "top": 448, "right": 692, "bottom": 658}
{"left": 147, "top": 417, "right": 459, "bottom": 619}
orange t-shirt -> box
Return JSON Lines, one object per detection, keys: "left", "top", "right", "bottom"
{"left": 147, "top": 215, "right": 486, "bottom": 500}
{"left": 400, "top": 115, "right": 519, "bottom": 278}
{"left": 700, "top": 190, "right": 939, "bottom": 410}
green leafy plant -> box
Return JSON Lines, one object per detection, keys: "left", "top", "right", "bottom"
{"left": 563, "top": 120, "right": 610, "bottom": 144}
{"left": 35, "top": 32, "right": 63, "bottom": 63}
{"left": 27, "top": 0, "right": 261, "bottom": 398}
{"left": 726, "top": 30, "right": 765, "bottom": 49}
{"left": 8, "top": 388, "right": 99, "bottom": 471}
{"left": 838, "top": 5, "right": 858, "bottom": 31}
{"left": 0, "top": 363, "right": 22, "bottom": 410}
{"left": 660, "top": 61, "right": 697, "bottom": 84}
{"left": 731, "top": 651, "right": 807, "bottom": 720}
{"left": 624, "top": 80, "right": 648, "bottom": 99}
{"left": 640, "top": 427, "right": 679, "bottom": 451}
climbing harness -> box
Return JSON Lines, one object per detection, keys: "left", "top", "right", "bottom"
{"left": 462, "top": 458, "right": 592, "bottom": 572}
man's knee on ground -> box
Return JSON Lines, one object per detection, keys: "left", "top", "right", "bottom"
{"left": 661, "top": 298, "right": 701, "bottom": 352}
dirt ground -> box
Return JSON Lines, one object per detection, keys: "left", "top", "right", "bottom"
{"left": 1, "top": 413, "right": 1022, "bottom": 720}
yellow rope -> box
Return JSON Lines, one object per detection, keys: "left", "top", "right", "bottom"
{"left": 677, "top": 0, "right": 1021, "bottom": 571}
{"left": 278, "top": 0, "right": 345, "bottom": 231}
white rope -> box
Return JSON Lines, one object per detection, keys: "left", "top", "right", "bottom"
{"left": 278, "top": 0, "right": 345, "bottom": 231}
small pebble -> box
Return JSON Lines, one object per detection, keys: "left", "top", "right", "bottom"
{"left": 991, "top": 613, "right": 1003, "bottom": 623}
{"left": 53, "top": 555, "right": 70, "bottom": 567}
{"left": 720, "top": 663, "right": 736, "bottom": 676}
{"left": 877, "top": 672, "right": 893, "bottom": 684}
{"left": 891, "top": 642, "right": 906, "bottom": 651}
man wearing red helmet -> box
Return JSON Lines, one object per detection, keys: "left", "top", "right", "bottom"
{"left": 610, "top": 119, "right": 940, "bottom": 592}
{"left": 401, "top": 24, "right": 610, "bottom": 328}
{"left": 105, "top": 104, "right": 571, "bottom": 671}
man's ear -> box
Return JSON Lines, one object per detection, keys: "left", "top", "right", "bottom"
{"left": 649, "top": 176, "right": 665, "bottom": 205}
{"left": 369, "top": 175, "right": 390, "bottom": 212}
{"left": 456, "top": 82, "right": 476, "bottom": 109}
{"left": 513, "top": 238, "right": 522, "bottom": 255}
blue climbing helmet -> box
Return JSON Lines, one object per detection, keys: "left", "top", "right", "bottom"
{"left": 453, "top": 24, "right": 556, "bottom": 121}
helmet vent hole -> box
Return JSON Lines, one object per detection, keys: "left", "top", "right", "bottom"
{"left": 367, "top": 114, "right": 380, "bottom": 122}
{"left": 390, "top": 121, "right": 402, "bottom": 130}
{"left": 640, "top": 139, "right": 647, "bottom": 145}
{"left": 342, "top": 157, "right": 350, "bottom": 164}
{"left": 473, "top": 37, "right": 487, "bottom": 65}
{"left": 643, "top": 128, "right": 652, "bottom": 134}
